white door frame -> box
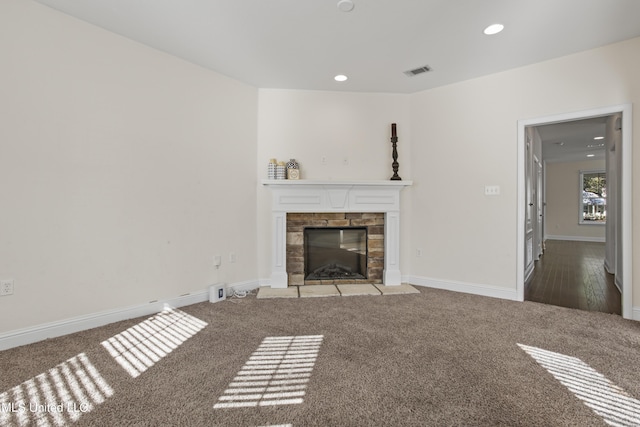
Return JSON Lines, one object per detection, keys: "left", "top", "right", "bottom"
{"left": 534, "top": 155, "right": 543, "bottom": 260}
{"left": 517, "top": 104, "right": 633, "bottom": 319}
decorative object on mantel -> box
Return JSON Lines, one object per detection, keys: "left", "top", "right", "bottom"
{"left": 267, "top": 158, "right": 277, "bottom": 179}
{"left": 276, "top": 161, "right": 287, "bottom": 179}
{"left": 286, "top": 158, "right": 300, "bottom": 180}
{"left": 390, "top": 123, "right": 402, "bottom": 181}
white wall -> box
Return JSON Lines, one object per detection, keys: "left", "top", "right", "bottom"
{"left": 0, "top": 0, "right": 258, "bottom": 333}
{"left": 409, "top": 80, "right": 519, "bottom": 290}
{"left": 256, "top": 89, "right": 411, "bottom": 282}
{"left": 3, "top": 0, "right": 640, "bottom": 340}
{"left": 255, "top": 38, "right": 640, "bottom": 308}
{"left": 408, "top": 37, "right": 639, "bottom": 302}
{"left": 545, "top": 159, "right": 606, "bottom": 241}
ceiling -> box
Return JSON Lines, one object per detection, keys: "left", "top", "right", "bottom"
{"left": 32, "top": 0, "right": 636, "bottom": 162}
{"left": 33, "top": 0, "right": 640, "bottom": 94}
{"left": 537, "top": 116, "right": 610, "bottom": 163}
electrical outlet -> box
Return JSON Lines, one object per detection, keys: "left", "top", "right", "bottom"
{"left": 416, "top": 248, "right": 423, "bottom": 257}
{"left": 1, "top": 280, "right": 14, "bottom": 296}
{"left": 229, "top": 252, "right": 237, "bottom": 263}
{"left": 209, "top": 284, "right": 226, "bottom": 303}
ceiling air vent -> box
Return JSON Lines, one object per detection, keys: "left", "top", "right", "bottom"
{"left": 404, "top": 65, "right": 432, "bottom": 77}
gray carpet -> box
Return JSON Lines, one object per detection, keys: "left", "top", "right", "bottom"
{"left": 1, "top": 286, "right": 640, "bottom": 426}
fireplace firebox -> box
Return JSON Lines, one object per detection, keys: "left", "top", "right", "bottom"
{"left": 304, "top": 227, "right": 367, "bottom": 280}
{"left": 285, "top": 212, "right": 384, "bottom": 286}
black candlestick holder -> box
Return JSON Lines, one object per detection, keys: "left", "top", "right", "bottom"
{"left": 390, "top": 123, "right": 401, "bottom": 180}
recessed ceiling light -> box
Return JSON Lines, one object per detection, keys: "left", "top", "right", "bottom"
{"left": 594, "top": 136, "right": 604, "bottom": 140}
{"left": 587, "top": 154, "right": 595, "bottom": 157}
{"left": 483, "top": 23, "right": 504, "bottom": 35}
{"left": 334, "top": 74, "right": 348, "bottom": 82}
{"left": 337, "top": 0, "right": 354, "bottom": 12}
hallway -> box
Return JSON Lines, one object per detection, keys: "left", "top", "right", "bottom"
{"left": 525, "top": 240, "right": 621, "bottom": 315}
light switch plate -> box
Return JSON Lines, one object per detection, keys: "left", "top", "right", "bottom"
{"left": 485, "top": 185, "right": 500, "bottom": 196}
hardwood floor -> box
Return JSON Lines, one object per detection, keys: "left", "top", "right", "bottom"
{"left": 525, "top": 240, "right": 621, "bottom": 315}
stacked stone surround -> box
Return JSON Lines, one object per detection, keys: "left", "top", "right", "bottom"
{"left": 286, "top": 212, "right": 384, "bottom": 286}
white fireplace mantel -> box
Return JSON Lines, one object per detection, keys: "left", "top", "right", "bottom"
{"left": 262, "top": 180, "right": 412, "bottom": 288}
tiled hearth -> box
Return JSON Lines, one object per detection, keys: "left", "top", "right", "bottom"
{"left": 257, "top": 283, "right": 421, "bottom": 299}
{"left": 286, "top": 212, "right": 384, "bottom": 286}
{"left": 263, "top": 180, "right": 412, "bottom": 288}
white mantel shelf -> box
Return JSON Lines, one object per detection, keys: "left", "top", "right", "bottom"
{"left": 262, "top": 179, "right": 413, "bottom": 186}
{"left": 262, "top": 179, "right": 412, "bottom": 289}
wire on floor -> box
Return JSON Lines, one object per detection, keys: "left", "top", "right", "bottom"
{"left": 227, "top": 288, "right": 256, "bottom": 301}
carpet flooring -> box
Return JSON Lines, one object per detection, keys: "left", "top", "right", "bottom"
{"left": 1, "top": 286, "right": 640, "bottom": 426}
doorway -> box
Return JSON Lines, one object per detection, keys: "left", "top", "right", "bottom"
{"left": 517, "top": 105, "right": 632, "bottom": 319}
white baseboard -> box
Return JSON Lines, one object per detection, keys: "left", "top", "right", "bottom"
{"left": 604, "top": 258, "right": 614, "bottom": 274}
{"left": 229, "top": 279, "right": 261, "bottom": 293}
{"left": 614, "top": 275, "right": 623, "bottom": 293}
{"left": 258, "top": 278, "right": 272, "bottom": 288}
{"left": 5, "top": 275, "right": 628, "bottom": 351}
{"left": 403, "top": 275, "right": 520, "bottom": 301}
{"left": 404, "top": 275, "right": 640, "bottom": 323}
{"left": 0, "top": 280, "right": 260, "bottom": 352}
{"left": 524, "top": 262, "right": 535, "bottom": 284}
{"left": 545, "top": 235, "right": 605, "bottom": 243}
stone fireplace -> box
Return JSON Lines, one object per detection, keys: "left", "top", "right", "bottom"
{"left": 287, "top": 212, "right": 384, "bottom": 286}
{"left": 263, "top": 180, "right": 411, "bottom": 288}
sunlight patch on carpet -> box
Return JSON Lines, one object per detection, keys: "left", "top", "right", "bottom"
{"left": 0, "top": 306, "right": 207, "bottom": 426}
{"left": 0, "top": 353, "right": 113, "bottom": 427}
{"left": 518, "top": 343, "right": 640, "bottom": 426}
{"left": 101, "top": 306, "right": 208, "bottom": 378}
{"left": 214, "top": 335, "right": 324, "bottom": 409}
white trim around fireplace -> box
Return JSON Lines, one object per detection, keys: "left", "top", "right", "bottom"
{"left": 262, "top": 180, "right": 412, "bottom": 288}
